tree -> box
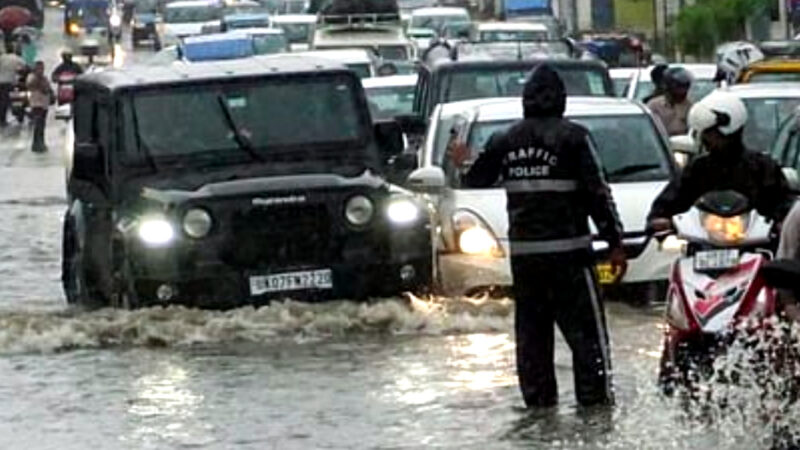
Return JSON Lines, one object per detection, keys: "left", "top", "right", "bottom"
{"left": 675, "top": 0, "right": 772, "bottom": 58}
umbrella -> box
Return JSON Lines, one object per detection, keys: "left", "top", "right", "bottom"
{"left": 0, "top": 6, "right": 32, "bottom": 34}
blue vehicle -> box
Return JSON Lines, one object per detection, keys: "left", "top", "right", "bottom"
{"left": 179, "top": 32, "right": 255, "bottom": 61}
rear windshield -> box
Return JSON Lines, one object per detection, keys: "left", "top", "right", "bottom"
{"left": 741, "top": 97, "right": 800, "bottom": 152}
{"left": 120, "top": 74, "right": 372, "bottom": 167}
{"left": 458, "top": 114, "right": 670, "bottom": 183}
{"left": 438, "top": 66, "right": 611, "bottom": 104}
{"left": 275, "top": 22, "right": 313, "bottom": 43}
{"left": 478, "top": 30, "right": 549, "bottom": 42}
{"left": 365, "top": 84, "right": 416, "bottom": 120}
{"left": 164, "top": 5, "right": 220, "bottom": 23}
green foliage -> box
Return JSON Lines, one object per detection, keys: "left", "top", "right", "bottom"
{"left": 675, "top": 0, "right": 772, "bottom": 58}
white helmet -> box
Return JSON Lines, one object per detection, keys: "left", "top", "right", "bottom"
{"left": 688, "top": 92, "right": 747, "bottom": 136}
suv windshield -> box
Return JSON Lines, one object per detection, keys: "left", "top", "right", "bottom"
{"left": 440, "top": 66, "right": 609, "bottom": 103}
{"left": 410, "top": 14, "right": 468, "bottom": 33}
{"left": 121, "top": 75, "right": 371, "bottom": 167}
{"left": 164, "top": 6, "right": 220, "bottom": 23}
{"left": 461, "top": 114, "right": 670, "bottom": 183}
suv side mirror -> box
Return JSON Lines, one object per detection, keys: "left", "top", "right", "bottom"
{"left": 374, "top": 120, "right": 405, "bottom": 157}
{"left": 783, "top": 167, "right": 800, "bottom": 192}
{"left": 406, "top": 166, "right": 445, "bottom": 193}
{"left": 72, "top": 142, "right": 101, "bottom": 180}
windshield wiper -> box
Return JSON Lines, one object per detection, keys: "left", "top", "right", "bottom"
{"left": 606, "top": 163, "right": 662, "bottom": 178}
{"left": 216, "top": 95, "right": 263, "bottom": 162}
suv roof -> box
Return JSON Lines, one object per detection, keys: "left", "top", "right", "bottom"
{"left": 77, "top": 55, "right": 349, "bottom": 91}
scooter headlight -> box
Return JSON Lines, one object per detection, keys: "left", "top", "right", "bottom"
{"left": 110, "top": 13, "right": 122, "bottom": 28}
{"left": 182, "top": 208, "right": 213, "bottom": 238}
{"left": 68, "top": 22, "right": 81, "bottom": 35}
{"left": 345, "top": 195, "right": 374, "bottom": 226}
{"left": 138, "top": 216, "right": 175, "bottom": 246}
{"left": 702, "top": 212, "right": 750, "bottom": 244}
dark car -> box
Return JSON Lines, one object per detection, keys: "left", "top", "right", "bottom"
{"left": 62, "top": 56, "right": 434, "bottom": 309}
{"left": 411, "top": 58, "right": 615, "bottom": 122}
{"left": 131, "top": 0, "right": 160, "bottom": 49}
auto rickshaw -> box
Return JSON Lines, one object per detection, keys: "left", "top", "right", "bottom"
{"left": 63, "top": 0, "right": 122, "bottom": 66}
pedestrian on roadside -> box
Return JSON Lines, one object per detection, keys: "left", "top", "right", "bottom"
{"left": 450, "top": 63, "right": 627, "bottom": 409}
{"left": 0, "top": 42, "right": 25, "bottom": 127}
{"left": 26, "top": 60, "right": 53, "bottom": 152}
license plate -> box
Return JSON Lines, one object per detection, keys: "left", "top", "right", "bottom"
{"left": 595, "top": 263, "right": 618, "bottom": 284}
{"left": 694, "top": 249, "right": 740, "bottom": 271}
{"left": 249, "top": 269, "right": 333, "bottom": 295}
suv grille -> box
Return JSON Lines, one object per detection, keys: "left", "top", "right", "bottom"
{"left": 223, "top": 204, "right": 332, "bottom": 268}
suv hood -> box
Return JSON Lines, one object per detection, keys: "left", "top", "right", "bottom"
{"left": 136, "top": 171, "right": 387, "bottom": 207}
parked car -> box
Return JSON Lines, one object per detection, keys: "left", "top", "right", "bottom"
{"left": 59, "top": 55, "right": 434, "bottom": 308}
{"left": 363, "top": 74, "right": 417, "bottom": 120}
{"left": 415, "top": 97, "right": 679, "bottom": 298}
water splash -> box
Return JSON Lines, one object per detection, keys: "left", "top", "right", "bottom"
{"left": 0, "top": 295, "right": 514, "bottom": 354}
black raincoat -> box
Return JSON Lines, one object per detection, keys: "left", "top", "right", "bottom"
{"left": 461, "top": 64, "right": 623, "bottom": 408}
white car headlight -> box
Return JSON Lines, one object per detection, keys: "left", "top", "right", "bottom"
{"left": 183, "top": 208, "right": 213, "bottom": 238}
{"left": 110, "top": 13, "right": 122, "bottom": 28}
{"left": 345, "top": 195, "right": 374, "bottom": 226}
{"left": 452, "top": 209, "right": 503, "bottom": 257}
{"left": 386, "top": 197, "right": 419, "bottom": 224}
{"left": 138, "top": 217, "right": 175, "bottom": 245}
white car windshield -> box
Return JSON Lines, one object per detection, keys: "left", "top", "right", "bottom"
{"left": 458, "top": 115, "right": 671, "bottom": 183}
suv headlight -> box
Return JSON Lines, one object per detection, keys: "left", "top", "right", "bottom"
{"left": 345, "top": 195, "right": 374, "bottom": 226}
{"left": 386, "top": 197, "right": 420, "bottom": 224}
{"left": 183, "top": 208, "right": 213, "bottom": 238}
{"left": 138, "top": 216, "right": 175, "bottom": 245}
{"left": 452, "top": 209, "right": 503, "bottom": 257}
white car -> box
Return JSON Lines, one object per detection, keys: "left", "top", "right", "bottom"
{"left": 293, "top": 49, "right": 378, "bottom": 78}
{"left": 627, "top": 63, "right": 718, "bottom": 103}
{"left": 472, "top": 22, "right": 551, "bottom": 42}
{"left": 158, "top": 0, "right": 223, "bottom": 46}
{"left": 408, "top": 6, "right": 470, "bottom": 35}
{"left": 362, "top": 74, "right": 418, "bottom": 120}
{"left": 269, "top": 14, "right": 316, "bottom": 52}
{"left": 417, "top": 97, "right": 680, "bottom": 296}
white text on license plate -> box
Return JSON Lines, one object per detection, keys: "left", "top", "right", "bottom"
{"left": 249, "top": 269, "right": 333, "bottom": 295}
{"left": 694, "top": 249, "right": 740, "bottom": 271}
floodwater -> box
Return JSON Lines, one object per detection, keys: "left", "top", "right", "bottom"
{"left": 0, "top": 7, "right": 797, "bottom": 450}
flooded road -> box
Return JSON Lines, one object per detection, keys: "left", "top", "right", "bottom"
{"left": 0, "top": 7, "right": 797, "bottom": 450}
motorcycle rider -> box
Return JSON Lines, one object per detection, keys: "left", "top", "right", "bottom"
{"left": 642, "top": 63, "right": 668, "bottom": 104}
{"left": 647, "top": 66, "right": 693, "bottom": 136}
{"left": 648, "top": 93, "right": 794, "bottom": 233}
{"left": 51, "top": 49, "right": 83, "bottom": 82}
{"left": 0, "top": 42, "right": 25, "bottom": 126}
{"left": 450, "top": 63, "right": 627, "bottom": 408}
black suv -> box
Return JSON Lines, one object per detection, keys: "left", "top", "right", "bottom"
{"left": 62, "top": 56, "right": 434, "bottom": 309}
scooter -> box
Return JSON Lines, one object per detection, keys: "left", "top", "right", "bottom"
{"left": 657, "top": 190, "right": 777, "bottom": 394}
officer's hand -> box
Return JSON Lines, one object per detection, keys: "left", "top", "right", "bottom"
{"left": 649, "top": 217, "right": 673, "bottom": 233}
{"left": 609, "top": 246, "right": 628, "bottom": 282}
{"left": 448, "top": 141, "right": 470, "bottom": 168}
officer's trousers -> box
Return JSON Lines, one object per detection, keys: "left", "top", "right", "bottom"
{"left": 510, "top": 253, "right": 614, "bottom": 408}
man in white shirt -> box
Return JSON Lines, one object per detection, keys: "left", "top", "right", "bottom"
{"left": 0, "top": 44, "right": 26, "bottom": 126}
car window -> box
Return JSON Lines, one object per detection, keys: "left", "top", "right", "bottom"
{"left": 781, "top": 129, "right": 800, "bottom": 170}
{"left": 612, "top": 78, "right": 629, "bottom": 97}
{"left": 275, "top": 23, "right": 312, "bottom": 43}
{"left": 747, "top": 72, "right": 800, "bottom": 83}
{"left": 741, "top": 97, "right": 800, "bottom": 152}
{"left": 461, "top": 114, "right": 671, "bottom": 182}
{"left": 346, "top": 63, "right": 372, "bottom": 79}
{"left": 365, "top": 85, "right": 416, "bottom": 120}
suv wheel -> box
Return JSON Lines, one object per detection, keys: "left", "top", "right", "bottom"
{"left": 62, "top": 221, "right": 104, "bottom": 309}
